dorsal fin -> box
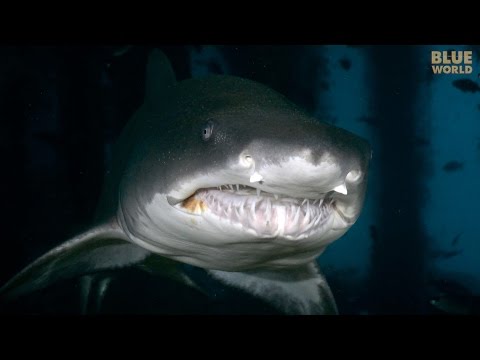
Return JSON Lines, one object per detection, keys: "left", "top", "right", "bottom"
{"left": 144, "top": 49, "right": 176, "bottom": 113}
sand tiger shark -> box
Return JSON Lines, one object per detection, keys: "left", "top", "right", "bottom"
{"left": 0, "top": 49, "right": 371, "bottom": 315}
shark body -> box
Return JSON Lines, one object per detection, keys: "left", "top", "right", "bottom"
{"left": 0, "top": 50, "right": 371, "bottom": 315}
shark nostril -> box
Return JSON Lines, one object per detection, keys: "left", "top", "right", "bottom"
{"left": 240, "top": 153, "right": 254, "bottom": 168}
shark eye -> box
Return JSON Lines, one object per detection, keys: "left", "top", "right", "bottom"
{"left": 202, "top": 120, "right": 214, "bottom": 141}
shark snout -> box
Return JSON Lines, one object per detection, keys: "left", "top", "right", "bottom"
{"left": 237, "top": 127, "right": 370, "bottom": 199}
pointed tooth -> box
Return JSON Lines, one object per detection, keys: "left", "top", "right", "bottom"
{"left": 236, "top": 184, "right": 240, "bottom": 191}
{"left": 266, "top": 199, "right": 272, "bottom": 221}
{"left": 274, "top": 194, "right": 279, "bottom": 200}
{"left": 303, "top": 206, "right": 311, "bottom": 224}
{"left": 256, "top": 188, "right": 261, "bottom": 197}
{"left": 302, "top": 199, "right": 308, "bottom": 206}
{"left": 293, "top": 206, "right": 301, "bottom": 224}
{"left": 276, "top": 205, "right": 286, "bottom": 237}
{"left": 305, "top": 216, "right": 322, "bottom": 231}
{"left": 305, "top": 219, "right": 316, "bottom": 232}
{"left": 333, "top": 183, "right": 348, "bottom": 195}
{"left": 248, "top": 204, "right": 256, "bottom": 225}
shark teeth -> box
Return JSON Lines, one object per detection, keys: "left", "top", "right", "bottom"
{"left": 190, "top": 185, "right": 333, "bottom": 239}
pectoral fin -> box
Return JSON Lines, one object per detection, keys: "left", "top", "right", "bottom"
{"left": 0, "top": 220, "right": 149, "bottom": 302}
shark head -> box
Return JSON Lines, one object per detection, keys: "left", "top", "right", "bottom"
{"left": 112, "top": 50, "right": 371, "bottom": 272}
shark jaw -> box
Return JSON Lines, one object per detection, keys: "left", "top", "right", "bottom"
{"left": 119, "top": 156, "right": 366, "bottom": 271}
{"left": 174, "top": 184, "right": 336, "bottom": 241}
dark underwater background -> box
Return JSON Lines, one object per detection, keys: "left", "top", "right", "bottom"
{"left": 0, "top": 45, "right": 479, "bottom": 315}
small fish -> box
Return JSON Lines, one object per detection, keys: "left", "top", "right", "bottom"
{"left": 443, "top": 161, "right": 464, "bottom": 172}
{"left": 452, "top": 79, "right": 480, "bottom": 93}
{"left": 451, "top": 232, "right": 463, "bottom": 246}
{"left": 430, "top": 249, "right": 463, "bottom": 259}
{"left": 339, "top": 58, "right": 351, "bottom": 71}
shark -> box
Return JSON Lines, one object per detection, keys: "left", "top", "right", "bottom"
{"left": 0, "top": 49, "right": 371, "bottom": 315}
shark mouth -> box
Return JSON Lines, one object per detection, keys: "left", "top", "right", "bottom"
{"left": 175, "top": 184, "right": 335, "bottom": 239}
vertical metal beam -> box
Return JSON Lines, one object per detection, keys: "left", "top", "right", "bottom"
{"left": 368, "top": 46, "right": 427, "bottom": 314}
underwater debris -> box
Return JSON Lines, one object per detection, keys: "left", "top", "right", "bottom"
{"left": 339, "top": 58, "right": 351, "bottom": 71}
{"left": 452, "top": 79, "right": 480, "bottom": 93}
{"left": 442, "top": 161, "right": 464, "bottom": 172}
